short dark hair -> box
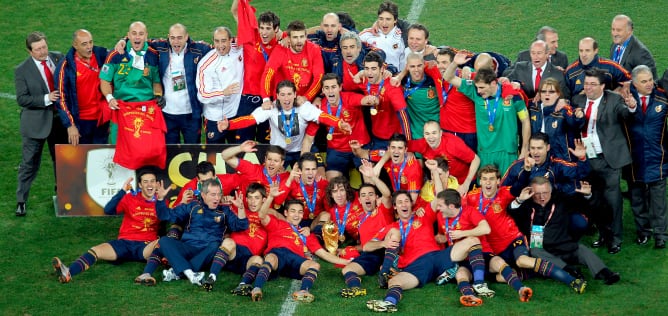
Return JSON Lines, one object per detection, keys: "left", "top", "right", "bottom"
{"left": 298, "top": 152, "right": 318, "bottom": 170}
{"left": 359, "top": 183, "right": 380, "bottom": 196}
{"left": 438, "top": 47, "right": 456, "bottom": 61}
{"left": 378, "top": 1, "right": 399, "bottom": 20}
{"left": 266, "top": 145, "right": 286, "bottom": 160}
{"left": 326, "top": 176, "right": 356, "bottom": 205}
{"left": 473, "top": 68, "right": 497, "bottom": 84}
{"left": 136, "top": 166, "right": 158, "bottom": 185}
{"left": 584, "top": 67, "right": 609, "bottom": 85}
{"left": 336, "top": 11, "right": 356, "bottom": 31}
{"left": 529, "top": 132, "right": 550, "bottom": 145}
{"left": 388, "top": 133, "right": 407, "bottom": 146}
{"left": 424, "top": 157, "right": 449, "bottom": 181}
{"left": 26, "top": 31, "right": 46, "bottom": 51}
{"left": 196, "top": 161, "right": 215, "bottom": 176}
{"left": 258, "top": 11, "right": 280, "bottom": 29}
{"left": 407, "top": 23, "right": 429, "bottom": 39}
{"left": 276, "top": 80, "right": 297, "bottom": 94}
{"left": 322, "top": 73, "right": 341, "bottom": 85}
{"left": 391, "top": 190, "right": 412, "bottom": 205}
{"left": 477, "top": 164, "right": 500, "bottom": 179}
{"left": 437, "top": 189, "right": 461, "bottom": 208}
{"left": 246, "top": 182, "right": 267, "bottom": 198}
{"left": 364, "top": 51, "right": 385, "bottom": 66}
{"left": 286, "top": 20, "right": 306, "bottom": 36}
{"left": 284, "top": 198, "right": 305, "bottom": 211}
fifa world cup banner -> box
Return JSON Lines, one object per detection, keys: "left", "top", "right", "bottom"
{"left": 54, "top": 144, "right": 270, "bottom": 216}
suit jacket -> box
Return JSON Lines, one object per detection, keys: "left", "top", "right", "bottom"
{"left": 573, "top": 91, "right": 632, "bottom": 169}
{"left": 15, "top": 51, "right": 63, "bottom": 139}
{"left": 609, "top": 35, "right": 656, "bottom": 78}
{"left": 503, "top": 61, "right": 571, "bottom": 99}
{"left": 516, "top": 49, "right": 569, "bottom": 70}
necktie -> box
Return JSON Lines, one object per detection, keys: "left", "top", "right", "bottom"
{"left": 615, "top": 45, "right": 622, "bottom": 62}
{"left": 41, "top": 60, "right": 54, "bottom": 91}
{"left": 534, "top": 68, "right": 542, "bottom": 92}
{"left": 641, "top": 96, "right": 648, "bottom": 114}
{"left": 583, "top": 100, "right": 594, "bottom": 137}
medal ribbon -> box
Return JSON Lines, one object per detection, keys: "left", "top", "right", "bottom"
{"left": 478, "top": 191, "right": 498, "bottom": 216}
{"left": 299, "top": 180, "right": 317, "bottom": 215}
{"left": 403, "top": 76, "right": 426, "bottom": 98}
{"left": 445, "top": 207, "right": 462, "bottom": 245}
{"left": 391, "top": 156, "right": 408, "bottom": 191}
{"left": 280, "top": 108, "right": 295, "bottom": 138}
{"left": 335, "top": 202, "right": 352, "bottom": 237}
{"left": 366, "top": 77, "right": 384, "bottom": 113}
{"left": 399, "top": 216, "right": 414, "bottom": 251}
{"left": 326, "top": 98, "right": 343, "bottom": 138}
{"left": 289, "top": 223, "right": 308, "bottom": 254}
{"left": 484, "top": 85, "right": 501, "bottom": 129}
{"left": 263, "top": 168, "right": 280, "bottom": 185}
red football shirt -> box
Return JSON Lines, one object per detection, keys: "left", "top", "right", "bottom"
{"left": 174, "top": 173, "right": 242, "bottom": 206}
{"left": 440, "top": 82, "right": 476, "bottom": 133}
{"left": 263, "top": 214, "right": 322, "bottom": 257}
{"left": 408, "top": 133, "right": 475, "bottom": 184}
{"left": 358, "top": 78, "right": 409, "bottom": 140}
{"left": 465, "top": 186, "right": 522, "bottom": 254}
{"left": 437, "top": 204, "right": 492, "bottom": 253}
{"left": 114, "top": 193, "right": 161, "bottom": 242}
{"left": 275, "top": 178, "right": 329, "bottom": 220}
{"left": 261, "top": 41, "right": 324, "bottom": 101}
{"left": 74, "top": 53, "right": 104, "bottom": 120}
{"left": 231, "top": 209, "right": 268, "bottom": 256}
{"left": 235, "top": 159, "right": 289, "bottom": 194}
{"left": 357, "top": 203, "right": 395, "bottom": 246}
{"left": 327, "top": 200, "right": 365, "bottom": 241}
{"left": 383, "top": 157, "right": 423, "bottom": 194}
{"left": 313, "top": 92, "right": 370, "bottom": 151}
{"left": 341, "top": 62, "right": 363, "bottom": 92}
{"left": 112, "top": 100, "right": 166, "bottom": 169}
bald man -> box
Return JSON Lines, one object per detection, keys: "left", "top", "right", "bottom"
{"left": 308, "top": 12, "right": 345, "bottom": 73}
{"left": 55, "top": 29, "right": 110, "bottom": 145}
{"left": 564, "top": 37, "right": 630, "bottom": 96}
{"left": 503, "top": 40, "right": 570, "bottom": 100}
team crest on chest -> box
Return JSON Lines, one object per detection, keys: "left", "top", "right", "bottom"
{"left": 656, "top": 105, "right": 662, "bottom": 112}
{"left": 493, "top": 203, "right": 502, "bottom": 213}
{"left": 412, "top": 220, "right": 422, "bottom": 229}
{"left": 427, "top": 88, "right": 436, "bottom": 99}
{"left": 302, "top": 58, "right": 308, "bottom": 67}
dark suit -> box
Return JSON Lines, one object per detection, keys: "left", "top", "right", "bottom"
{"left": 609, "top": 35, "right": 656, "bottom": 78}
{"left": 15, "top": 52, "right": 67, "bottom": 204}
{"left": 503, "top": 61, "right": 571, "bottom": 99}
{"left": 516, "top": 49, "right": 569, "bottom": 70}
{"left": 573, "top": 91, "right": 633, "bottom": 246}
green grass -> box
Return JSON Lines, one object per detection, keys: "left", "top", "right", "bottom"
{"left": 2, "top": 1, "right": 668, "bottom": 315}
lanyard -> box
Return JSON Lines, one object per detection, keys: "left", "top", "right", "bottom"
{"left": 366, "top": 77, "right": 385, "bottom": 97}
{"left": 484, "top": 85, "right": 501, "bottom": 129}
{"left": 280, "top": 108, "right": 295, "bottom": 138}
{"left": 444, "top": 207, "right": 462, "bottom": 245}
{"left": 399, "top": 216, "right": 414, "bottom": 251}
{"left": 359, "top": 209, "right": 373, "bottom": 227}
{"left": 289, "top": 223, "right": 308, "bottom": 253}
{"left": 326, "top": 98, "right": 343, "bottom": 137}
{"left": 404, "top": 76, "right": 426, "bottom": 98}
{"left": 478, "top": 192, "right": 498, "bottom": 216}
{"left": 299, "top": 180, "right": 317, "bottom": 215}
{"left": 335, "top": 202, "right": 352, "bottom": 237}
{"left": 531, "top": 203, "right": 556, "bottom": 227}
{"left": 391, "top": 157, "right": 407, "bottom": 191}
{"left": 263, "top": 168, "right": 280, "bottom": 185}
{"left": 259, "top": 43, "right": 269, "bottom": 62}
{"left": 441, "top": 82, "right": 453, "bottom": 105}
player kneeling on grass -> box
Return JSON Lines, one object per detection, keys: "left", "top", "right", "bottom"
{"left": 249, "top": 185, "right": 351, "bottom": 303}
{"left": 134, "top": 178, "right": 248, "bottom": 286}
{"left": 366, "top": 190, "right": 491, "bottom": 312}
{"left": 52, "top": 167, "right": 169, "bottom": 284}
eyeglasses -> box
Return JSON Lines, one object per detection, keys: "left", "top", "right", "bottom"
{"left": 540, "top": 90, "right": 557, "bottom": 94}
{"left": 583, "top": 82, "right": 603, "bottom": 86}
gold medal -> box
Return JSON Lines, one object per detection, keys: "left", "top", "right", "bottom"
{"left": 285, "top": 137, "right": 292, "bottom": 144}
{"left": 370, "top": 108, "right": 378, "bottom": 115}
{"left": 327, "top": 134, "right": 333, "bottom": 141}
{"left": 339, "top": 235, "right": 346, "bottom": 242}
{"left": 488, "top": 124, "right": 494, "bottom": 132}
{"left": 309, "top": 213, "right": 314, "bottom": 219}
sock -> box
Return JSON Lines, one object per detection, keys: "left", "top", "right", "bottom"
{"left": 458, "top": 280, "right": 475, "bottom": 296}
{"left": 534, "top": 258, "right": 575, "bottom": 285}
{"left": 209, "top": 274, "right": 217, "bottom": 282}
{"left": 241, "top": 264, "right": 260, "bottom": 284}
{"left": 384, "top": 285, "right": 403, "bottom": 305}
{"left": 69, "top": 249, "right": 98, "bottom": 276}
{"left": 166, "top": 225, "right": 182, "bottom": 239}
{"left": 300, "top": 268, "right": 319, "bottom": 291}
{"left": 142, "top": 246, "right": 162, "bottom": 274}
{"left": 380, "top": 248, "right": 399, "bottom": 275}
{"left": 253, "top": 261, "right": 272, "bottom": 289}
{"left": 344, "top": 271, "right": 362, "bottom": 288}
{"left": 209, "top": 247, "right": 231, "bottom": 276}
{"left": 500, "top": 264, "right": 524, "bottom": 292}
{"left": 467, "top": 245, "right": 485, "bottom": 284}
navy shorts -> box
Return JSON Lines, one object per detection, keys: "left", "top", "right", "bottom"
{"left": 108, "top": 239, "right": 151, "bottom": 263}
{"left": 269, "top": 247, "right": 308, "bottom": 280}
{"left": 352, "top": 249, "right": 384, "bottom": 275}
{"left": 402, "top": 248, "right": 454, "bottom": 287}
{"left": 225, "top": 244, "right": 253, "bottom": 274}
{"left": 326, "top": 149, "right": 362, "bottom": 175}
{"left": 497, "top": 236, "right": 530, "bottom": 267}
{"left": 443, "top": 130, "right": 478, "bottom": 153}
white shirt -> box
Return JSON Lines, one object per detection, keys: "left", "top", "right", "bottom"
{"left": 251, "top": 101, "right": 323, "bottom": 153}
{"left": 163, "top": 43, "right": 191, "bottom": 115}
{"left": 196, "top": 43, "right": 244, "bottom": 120}
{"left": 32, "top": 57, "right": 55, "bottom": 106}
{"left": 532, "top": 63, "right": 547, "bottom": 90}
{"left": 584, "top": 95, "right": 603, "bottom": 154}
{"left": 360, "top": 26, "right": 405, "bottom": 71}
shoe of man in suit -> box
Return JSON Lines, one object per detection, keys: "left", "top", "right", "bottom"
{"left": 608, "top": 244, "right": 621, "bottom": 254}
{"left": 15, "top": 202, "right": 26, "bottom": 217}
{"left": 655, "top": 239, "right": 666, "bottom": 249}
{"left": 636, "top": 235, "right": 649, "bottom": 245}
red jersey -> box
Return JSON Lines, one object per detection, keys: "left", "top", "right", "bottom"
{"left": 236, "top": 0, "right": 277, "bottom": 96}
{"left": 358, "top": 78, "right": 410, "bottom": 140}
{"left": 357, "top": 203, "right": 395, "bottom": 246}
{"left": 174, "top": 173, "right": 242, "bottom": 207}
{"left": 235, "top": 159, "right": 289, "bottom": 194}
{"left": 408, "top": 133, "right": 476, "bottom": 184}
{"left": 341, "top": 62, "right": 363, "bottom": 92}
{"left": 263, "top": 214, "right": 322, "bottom": 257}
{"left": 436, "top": 204, "right": 492, "bottom": 253}
{"left": 261, "top": 41, "right": 324, "bottom": 101}
{"left": 275, "top": 178, "right": 329, "bottom": 220}
{"left": 383, "top": 157, "right": 423, "bottom": 194}
{"left": 465, "top": 186, "right": 522, "bottom": 254}
{"left": 374, "top": 202, "right": 440, "bottom": 268}
{"left": 74, "top": 53, "right": 104, "bottom": 120}
{"left": 231, "top": 209, "right": 268, "bottom": 256}
{"left": 306, "top": 92, "right": 369, "bottom": 151}
{"left": 112, "top": 100, "right": 166, "bottom": 169}
{"left": 440, "top": 81, "right": 476, "bottom": 133}
{"left": 114, "top": 193, "right": 161, "bottom": 242}
{"left": 328, "top": 200, "right": 365, "bottom": 241}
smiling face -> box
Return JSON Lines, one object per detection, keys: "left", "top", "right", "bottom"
{"left": 407, "top": 28, "right": 427, "bottom": 53}
{"left": 611, "top": 17, "right": 632, "bottom": 45}
{"left": 285, "top": 203, "right": 305, "bottom": 225}
{"left": 436, "top": 198, "right": 458, "bottom": 218}
{"left": 406, "top": 56, "right": 425, "bottom": 81}
{"left": 213, "top": 28, "right": 231, "bottom": 56}
{"left": 276, "top": 86, "right": 296, "bottom": 111}
{"left": 474, "top": 81, "right": 498, "bottom": 99}
{"left": 331, "top": 183, "right": 348, "bottom": 206}
{"left": 377, "top": 11, "right": 396, "bottom": 35}
{"left": 340, "top": 38, "right": 361, "bottom": 64}
{"left": 258, "top": 22, "right": 277, "bottom": 45}
{"left": 73, "top": 30, "right": 94, "bottom": 60}
{"left": 388, "top": 140, "right": 407, "bottom": 164}
{"left": 578, "top": 38, "right": 598, "bottom": 66}
{"left": 423, "top": 122, "right": 441, "bottom": 149}
{"left": 264, "top": 152, "right": 284, "bottom": 177}
{"left": 137, "top": 173, "right": 157, "bottom": 200}
{"left": 583, "top": 75, "right": 605, "bottom": 100}
{"left": 633, "top": 71, "right": 654, "bottom": 96}
{"left": 364, "top": 61, "right": 383, "bottom": 84}
{"left": 168, "top": 24, "right": 188, "bottom": 54}
{"left": 359, "top": 186, "right": 377, "bottom": 212}
{"left": 289, "top": 30, "right": 307, "bottom": 53}
{"left": 393, "top": 193, "right": 413, "bottom": 220}
{"left": 479, "top": 172, "right": 500, "bottom": 198}
{"left": 245, "top": 191, "right": 265, "bottom": 213}
{"left": 201, "top": 184, "right": 223, "bottom": 209}
{"left": 544, "top": 31, "right": 559, "bottom": 55}
{"left": 127, "top": 22, "right": 148, "bottom": 52}
{"left": 436, "top": 53, "right": 452, "bottom": 75}
{"left": 321, "top": 78, "right": 341, "bottom": 106}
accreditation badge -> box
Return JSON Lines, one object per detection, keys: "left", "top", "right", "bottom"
{"left": 530, "top": 225, "right": 544, "bottom": 249}
{"left": 172, "top": 70, "right": 186, "bottom": 91}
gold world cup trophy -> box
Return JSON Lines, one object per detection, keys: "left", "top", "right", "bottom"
{"left": 322, "top": 221, "right": 340, "bottom": 254}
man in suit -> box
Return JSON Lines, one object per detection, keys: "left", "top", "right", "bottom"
{"left": 610, "top": 15, "right": 656, "bottom": 79}
{"left": 15, "top": 31, "right": 67, "bottom": 216}
{"left": 504, "top": 40, "right": 570, "bottom": 100}
{"left": 516, "top": 26, "right": 568, "bottom": 71}
{"left": 574, "top": 67, "right": 636, "bottom": 254}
